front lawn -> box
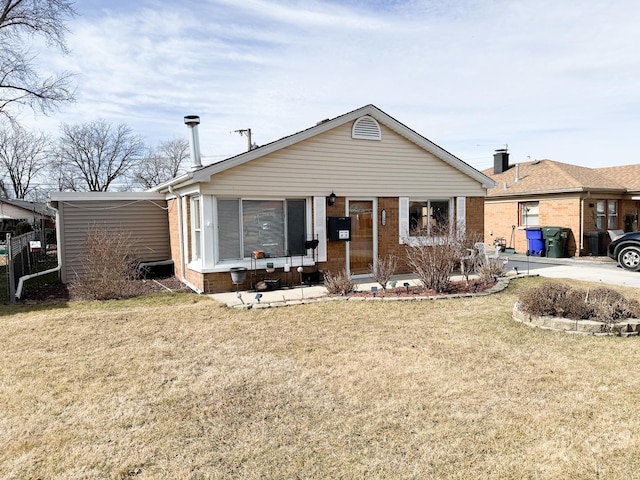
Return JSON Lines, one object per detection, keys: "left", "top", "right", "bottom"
{"left": 1, "top": 278, "right": 640, "bottom": 479}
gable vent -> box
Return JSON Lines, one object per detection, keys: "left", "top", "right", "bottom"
{"left": 352, "top": 115, "right": 382, "bottom": 140}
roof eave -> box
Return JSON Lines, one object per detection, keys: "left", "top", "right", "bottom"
{"left": 149, "top": 172, "right": 194, "bottom": 193}
{"left": 487, "top": 186, "right": 629, "bottom": 198}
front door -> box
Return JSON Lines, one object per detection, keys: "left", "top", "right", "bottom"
{"left": 348, "top": 200, "right": 374, "bottom": 275}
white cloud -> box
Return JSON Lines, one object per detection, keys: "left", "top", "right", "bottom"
{"left": 17, "top": 0, "right": 640, "bottom": 181}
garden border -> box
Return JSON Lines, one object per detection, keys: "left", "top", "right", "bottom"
{"left": 512, "top": 302, "right": 640, "bottom": 336}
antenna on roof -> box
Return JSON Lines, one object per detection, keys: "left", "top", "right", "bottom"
{"left": 234, "top": 129, "right": 256, "bottom": 152}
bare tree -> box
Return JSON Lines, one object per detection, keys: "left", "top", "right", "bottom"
{"left": 56, "top": 119, "right": 145, "bottom": 192}
{"left": 0, "top": 121, "right": 50, "bottom": 198}
{"left": 131, "top": 137, "right": 189, "bottom": 189}
{"left": 0, "top": 0, "right": 76, "bottom": 121}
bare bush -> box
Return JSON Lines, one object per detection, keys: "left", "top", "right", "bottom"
{"left": 518, "top": 282, "right": 640, "bottom": 323}
{"left": 404, "top": 223, "right": 467, "bottom": 293}
{"left": 369, "top": 255, "right": 397, "bottom": 291}
{"left": 70, "top": 225, "right": 140, "bottom": 300}
{"left": 518, "top": 282, "right": 573, "bottom": 317}
{"left": 323, "top": 269, "right": 356, "bottom": 296}
{"left": 476, "top": 257, "right": 507, "bottom": 283}
{"left": 587, "top": 288, "right": 640, "bottom": 323}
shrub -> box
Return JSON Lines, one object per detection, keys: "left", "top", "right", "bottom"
{"left": 323, "top": 269, "right": 356, "bottom": 296}
{"left": 518, "top": 282, "right": 640, "bottom": 323}
{"left": 587, "top": 288, "right": 640, "bottom": 323}
{"left": 476, "top": 257, "right": 507, "bottom": 283}
{"left": 70, "top": 225, "right": 140, "bottom": 300}
{"left": 14, "top": 221, "right": 33, "bottom": 236}
{"left": 369, "top": 255, "right": 397, "bottom": 291}
{"left": 404, "top": 223, "right": 470, "bottom": 293}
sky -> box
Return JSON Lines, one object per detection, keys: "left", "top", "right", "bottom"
{"left": 19, "top": 0, "right": 640, "bottom": 174}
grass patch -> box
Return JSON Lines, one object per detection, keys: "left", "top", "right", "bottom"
{"left": 2, "top": 277, "right": 640, "bottom": 478}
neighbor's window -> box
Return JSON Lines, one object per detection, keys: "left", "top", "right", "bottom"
{"left": 519, "top": 201, "right": 539, "bottom": 226}
{"left": 217, "top": 198, "right": 307, "bottom": 261}
{"left": 596, "top": 200, "right": 618, "bottom": 229}
{"left": 409, "top": 199, "right": 450, "bottom": 236}
{"left": 190, "top": 196, "right": 201, "bottom": 261}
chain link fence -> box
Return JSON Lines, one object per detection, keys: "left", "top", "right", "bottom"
{"left": 4, "top": 231, "right": 57, "bottom": 303}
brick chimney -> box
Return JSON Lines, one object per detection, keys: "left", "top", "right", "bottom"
{"left": 493, "top": 149, "right": 509, "bottom": 174}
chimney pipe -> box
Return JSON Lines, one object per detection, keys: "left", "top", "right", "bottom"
{"left": 493, "top": 148, "right": 509, "bottom": 174}
{"left": 184, "top": 115, "right": 202, "bottom": 171}
{"left": 515, "top": 163, "right": 521, "bottom": 182}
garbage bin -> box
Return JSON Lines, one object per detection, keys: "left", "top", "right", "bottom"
{"left": 541, "top": 226, "right": 571, "bottom": 258}
{"left": 584, "top": 231, "right": 607, "bottom": 256}
{"left": 525, "top": 227, "right": 545, "bottom": 256}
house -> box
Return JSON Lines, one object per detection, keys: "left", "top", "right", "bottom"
{"left": 48, "top": 192, "right": 171, "bottom": 283}
{"left": 483, "top": 150, "right": 640, "bottom": 257}
{"left": 0, "top": 198, "right": 55, "bottom": 241}
{"left": 150, "top": 104, "right": 495, "bottom": 293}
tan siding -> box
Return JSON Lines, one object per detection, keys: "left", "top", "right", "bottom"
{"left": 202, "top": 123, "right": 486, "bottom": 197}
{"left": 59, "top": 199, "right": 170, "bottom": 282}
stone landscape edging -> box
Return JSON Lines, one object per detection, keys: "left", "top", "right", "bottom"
{"left": 512, "top": 302, "right": 640, "bottom": 336}
{"left": 233, "top": 276, "right": 512, "bottom": 309}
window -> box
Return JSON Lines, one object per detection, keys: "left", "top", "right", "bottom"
{"left": 519, "top": 202, "right": 539, "bottom": 226}
{"left": 190, "top": 196, "right": 201, "bottom": 261}
{"left": 217, "top": 198, "right": 307, "bottom": 261}
{"left": 408, "top": 199, "right": 450, "bottom": 236}
{"left": 596, "top": 200, "right": 617, "bottom": 229}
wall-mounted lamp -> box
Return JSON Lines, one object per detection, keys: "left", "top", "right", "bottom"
{"left": 381, "top": 209, "right": 387, "bottom": 226}
{"left": 327, "top": 191, "right": 337, "bottom": 206}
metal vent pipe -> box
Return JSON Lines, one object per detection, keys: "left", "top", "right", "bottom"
{"left": 184, "top": 115, "right": 202, "bottom": 170}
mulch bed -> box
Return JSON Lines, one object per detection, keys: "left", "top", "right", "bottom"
{"left": 348, "top": 279, "right": 495, "bottom": 298}
{"left": 20, "top": 276, "right": 190, "bottom": 303}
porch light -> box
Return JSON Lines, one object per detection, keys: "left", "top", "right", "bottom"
{"left": 327, "top": 191, "right": 337, "bottom": 206}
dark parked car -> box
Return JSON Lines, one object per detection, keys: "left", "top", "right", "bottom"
{"left": 608, "top": 231, "right": 640, "bottom": 271}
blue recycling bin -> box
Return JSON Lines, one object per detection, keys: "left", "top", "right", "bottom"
{"left": 525, "top": 227, "right": 545, "bottom": 256}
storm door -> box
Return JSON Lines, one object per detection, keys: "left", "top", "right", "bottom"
{"left": 348, "top": 200, "right": 374, "bottom": 275}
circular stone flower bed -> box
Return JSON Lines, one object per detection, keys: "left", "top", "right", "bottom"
{"left": 513, "top": 302, "right": 640, "bottom": 336}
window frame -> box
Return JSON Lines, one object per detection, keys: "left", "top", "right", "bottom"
{"left": 596, "top": 199, "right": 618, "bottom": 230}
{"left": 190, "top": 195, "right": 202, "bottom": 263}
{"left": 399, "top": 197, "right": 454, "bottom": 245}
{"left": 519, "top": 201, "right": 539, "bottom": 227}
{"left": 408, "top": 199, "right": 452, "bottom": 237}
{"left": 216, "top": 197, "right": 309, "bottom": 263}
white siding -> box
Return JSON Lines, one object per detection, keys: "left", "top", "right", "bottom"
{"left": 200, "top": 123, "right": 486, "bottom": 198}
{"left": 457, "top": 197, "right": 466, "bottom": 234}
{"left": 399, "top": 197, "right": 409, "bottom": 242}
{"left": 57, "top": 199, "right": 170, "bottom": 282}
{"left": 313, "top": 196, "right": 327, "bottom": 262}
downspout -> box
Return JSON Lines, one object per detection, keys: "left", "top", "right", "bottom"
{"left": 15, "top": 202, "right": 62, "bottom": 301}
{"left": 580, "top": 195, "right": 586, "bottom": 255}
{"left": 169, "top": 186, "right": 187, "bottom": 285}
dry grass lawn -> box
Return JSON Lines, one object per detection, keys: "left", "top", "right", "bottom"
{"left": 2, "top": 277, "right": 640, "bottom": 479}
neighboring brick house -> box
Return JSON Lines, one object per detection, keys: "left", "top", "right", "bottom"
{"left": 483, "top": 151, "right": 640, "bottom": 256}
{"left": 152, "top": 104, "right": 495, "bottom": 293}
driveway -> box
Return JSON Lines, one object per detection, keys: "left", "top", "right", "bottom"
{"left": 506, "top": 254, "right": 640, "bottom": 289}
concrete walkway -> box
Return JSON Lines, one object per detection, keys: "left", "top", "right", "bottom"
{"left": 210, "top": 274, "right": 432, "bottom": 309}
{"left": 209, "top": 254, "right": 640, "bottom": 308}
